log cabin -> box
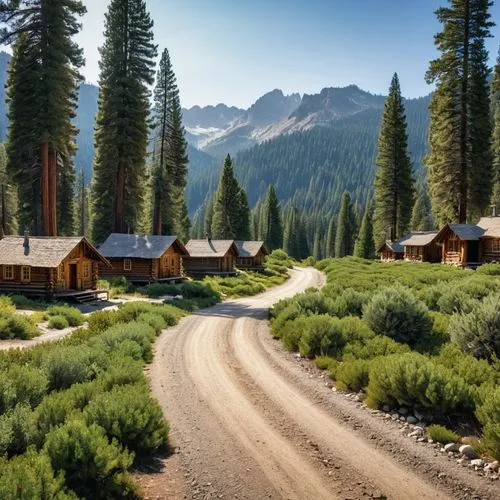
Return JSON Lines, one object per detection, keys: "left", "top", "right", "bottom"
{"left": 377, "top": 240, "right": 404, "bottom": 261}
{"left": 98, "top": 233, "right": 188, "bottom": 283}
{"left": 234, "top": 241, "right": 269, "bottom": 269}
{"left": 183, "top": 239, "right": 239, "bottom": 276}
{"left": 477, "top": 217, "right": 500, "bottom": 263}
{"left": 0, "top": 234, "right": 110, "bottom": 300}
{"left": 401, "top": 231, "right": 440, "bottom": 263}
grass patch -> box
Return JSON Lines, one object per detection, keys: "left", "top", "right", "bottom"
{"left": 427, "top": 424, "right": 460, "bottom": 444}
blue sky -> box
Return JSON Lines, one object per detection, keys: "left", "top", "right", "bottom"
{"left": 77, "top": 1, "right": 499, "bottom": 108}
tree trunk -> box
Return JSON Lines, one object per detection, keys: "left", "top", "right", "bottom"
{"left": 48, "top": 148, "right": 57, "bottom": 236}
{"left": 459, "top": 0, "right": 470, "bottom": 224}
{"left": 114, "top": 160, "right": 126, "bottom": 233}
{"left": 41, "top": 142, "right": 50, "bottom": 236}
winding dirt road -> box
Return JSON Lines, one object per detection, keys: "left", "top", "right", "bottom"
{"left": 147, "top": 268, "right": 497, "bottom": 500}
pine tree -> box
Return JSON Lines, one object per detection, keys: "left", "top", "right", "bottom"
{"left": 325, "top": 216, "right": 336, "bottom": 258}
{"left": 373, "top": 73, "right": 414, "bottom": 248}
{"left": 411, "top": 187, "right": 435, "bottom": 231}
{"left": 0, "top": 143, "right": 17, "bottom": 235}
{"left": 204, "top": 195, "right": 215, "bottom": 237}
{"left": 312, "top": 231, "right": 321, "bottom": 260}
{"left": 1, "top": 0, "right": 86, "bottom": 236}
{"left": 211, "top": 155, "right": 243, "bottom": 239}
{"left": 234, "top": 189, "right": 250, "bottom": 240}
{"left": 335, "top": 192, "right": 355, "bottom": 258}
{"left": 91, "top": 0, "right": 157, "bottom": 243}
{"left": 74, "top": 170, "right": 90, "bottom": 236}
{"left": 263, "top": 185, "right": 283, "bottom": 250}
{"left": 426, "top": 0, "right": 494, "bottom": 224}
{"left": 491, "top": 47, "right": 500, "bottom": 212}
{"left": 354, "top": 204, "right": 375, "bottom": 259}
{"left": 297, "top": 214, "right": 310, "bottom": 259}
{"left": 283, "top": 206, "right": 298, "bottom": 257}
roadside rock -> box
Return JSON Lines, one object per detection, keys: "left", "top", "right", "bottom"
{"left": 471, "top": 459, "right": 484, "bottom": 468}
{"left": 444, "top": 443, "right": 460, "bottom": 453}
{"left": 485, "top": 461, "right": 499, "bottom": 472}
{"left": 459, "top": 445, "right": 478, "bottom": 459}
{"left": 398, "top": 407, "right": 409, "bottom": 416}
{"left": 406, "top": 416, "right": 418, "bottom": 425}
{"left": 381, "top": 404, "right": 391, "bottom": 412}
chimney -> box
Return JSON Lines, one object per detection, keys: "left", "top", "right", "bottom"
{"left": 23, "top": 228, "right": 29, "bottom": 255}
{"left": 205, "top": 232, "right": 212, "bottom": 242}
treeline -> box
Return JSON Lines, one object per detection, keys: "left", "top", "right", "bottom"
{"left": 0, "top": 0, "right": 190, "bottom": 243}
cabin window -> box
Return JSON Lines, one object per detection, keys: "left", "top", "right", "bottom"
{"left": 123, "top": 259, "right": 132, "bottom": 271}
{"left": 492, "top": 240, "right": 500, "bottom": 253}
{"left": 21, "top": 266, "right": 31, "bottom": 282}
{"left": 83, "top": 262, "right": 90, "bottom": 279}
{"left": 3, "top": 265, "right": 14, "bottom": 280}
{"left": 447, "top": 235, "right": 459, "bottom": 253}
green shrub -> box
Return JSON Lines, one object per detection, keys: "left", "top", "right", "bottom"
{"left": 136, "top": 312, "right": 166, "bottom": 333}
{"left": 87, "top": 310, "right": 121, "bottom": 333}
{"left": 143, "top": 282, "right": 179, "bottom": 298}
{"left": 343, "top": 335, "right": 411, "bottom": 360}
{"left": 366, "top": 353, "right": 474, "bottom": 415}
{"left": 9, "top": 295, "right": 47, "bottom": 311}
{"left": 0, "top": 404, "right": 35, "bottom": 456}
{"left": 97, "top": 357, "right": 144, "bottom": 391}
{"left": 0, "top": 311, "right": 39, "bottom": 340}
{"left": 0, "top": 296, "right": 16, "bottom": 314}
{"left": 475, "top": 386, "right": 500, "bottom": 460}
{"left": 43, "top": 420, "right": 136, "bottom": 499}
{"left": 449, "top": 294, "right": 500, "bottom": 361}
{"left": 329, "top": 289, "right": 370, "bottom": 318}
{"left": 118, "top": 301, "right": 178, "bottom": 326}
{"left": 84, "top": 383, "right": 169, "bottom": 455}
{"left": 335, "top": 359, "right": 371, "bottom": 392}
{"left": 46, "top": 305, "right": 84, "bottom": 327}
{"left": 437, "top": 289, "right": 479, "bottom": 314}
{"left": 476, "top": 263, "right": 500, "bottom": 276}
{"left": 0, "top": 449, "right": 75, "bottom": 500}
{"left": 269, "top": 249, "right": 288, "bottom": 261}
{"left": 427, "top": 424, "right": 460, "bottom": 444}
{"left": 48, "top": 315, "right": 69, "bottom": 330}
{"left": 314, "top": 356, "right": 337, "bottom": 371}
{"left": 298, "top": 315, "right": 347, "bottom": 358}
{"left": 0, "top": 365, "right": 48, "bottom": 412}
{"left": 363, "top": 286, "right": 433, "bottom": 348}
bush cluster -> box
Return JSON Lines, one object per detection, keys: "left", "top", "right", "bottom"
{"left": 0, "top": 310, "right": 39, "bottom": 340}
{"left": 46, "top": 305, "right": 84, "bottom": 327}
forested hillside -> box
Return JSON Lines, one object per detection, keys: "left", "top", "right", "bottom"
{"left": 186, "top": 95, "right": 431, "bottom": 218}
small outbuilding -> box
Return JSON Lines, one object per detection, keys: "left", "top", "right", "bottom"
{"left": 183, "top": 239, "right": 239, "bottom": 276}
{"left": 435, "top": 224, "right": 484, "bottom": 266}
{"left": 0, "top": 234, "right": 110, "bottom": 300}
{"left": 477, "top": 217, "right": 500, "bottom": 263}
{"left": 98, "top": 233, "right": 187, "bottom": 283}
{"left": 401, "top": 231, "right": 440, "bottom": 263}
{"left": 234, "top": 241, "right": 268, "bottom": 269}
{"left": 377, "top": 239, "right": 404, "bottom": 261}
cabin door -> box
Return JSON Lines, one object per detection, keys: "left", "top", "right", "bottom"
{"left": 468, "top": 241, "right": 480, "bottom": 263}
{"left": 69, "top": 264, "right": 78, "bottom": 290}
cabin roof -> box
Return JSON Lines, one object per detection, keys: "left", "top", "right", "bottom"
{"left": 0, "top": 236, "right": 109, "bottom": 268}
{"left": 234, "top": 240, "right": 268, "bottom": 258}
{"left": 98, "top": 233, "right": 187, "bottom": 259}
{"left": 477, "top": 217, "right": 500, "bottom": 238}
{"left": 447, "top": 224, "right": 485, "bottom": 241}
{"left": 377, "top": 239, "right": 404, "bottom": 254}
{"left": 185, "top": 239, "right": 236, "bottom": 258}
{"left": 400, "top": 231, "right": 439, "bottom": 247}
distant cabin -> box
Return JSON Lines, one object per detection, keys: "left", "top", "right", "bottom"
{"left": 436, "top": 217, "right": 500, "bottom": 266}
{"left": 377, "top": 239, "right": 404, "bottom": 261}
{"left": 184, "top": 239, "right": 239, "bottom": 276}
{"left": 401, "top": 231, "right": 440, "bottom": 263}
{"left": 235, "top": 241, "right": 268, "bottom": 269}
{"left": 98, "top": 233, "right": 187, "bottom": 283}
{"left": 0, "top": 234, "right": 110, "bottom": 300}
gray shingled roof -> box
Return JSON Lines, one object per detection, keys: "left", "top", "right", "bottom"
{"left": 98, "top": 233, "right": 186, "bottom": 259}
{"left": 0, "top": 236, "right": 108, "bottom": 268}
{"left": 447, "top": 224, "right": 485, "bottom": 241}
{"left": 401, "top": 231, "right": 439, "bottom": 247}
{"left": 377, "top": 239, "right": 404, "bottom": 254}
{"left": 477, "top": 217, "right": 500, "bottom": 238}
{"left": 234, "top": 241, "right": 268, "bottom": 258}
{"left": 185, "top": 239, "right": 236, "bottom": 257}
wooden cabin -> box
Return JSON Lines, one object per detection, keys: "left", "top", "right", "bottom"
{"left": 477, "top": 217, "right": 500, "bottom": 263}
{"left": 235, "top": 241, "right": 268, "bottom": 269}
{"left": 402, "top": 231, "right": 440, "bottom": 263}
{"left": 183, "top": 239, "right": 238, "bottom": 276}
{"left": 98, "top": 233, "right": 188, "bottom": 283}
{"left": 0, "top": 234, "right": 110, "bottom": 299}
{"left": 377, "top": 240, "right": 404, "bottom": 261}
{"left": 435, "top": 224, "right": 484, "bottom": 266}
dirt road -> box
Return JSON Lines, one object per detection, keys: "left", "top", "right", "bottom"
{"left": 148, "top": 268, "right": 497, "bottom": 500}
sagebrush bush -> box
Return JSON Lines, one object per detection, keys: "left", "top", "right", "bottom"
{"left": 298, "top": 315, "right": 347, "bottom": 358}
{"left": 366, "top": 353, "right": 474, "bottom": 415}
{"left": 426, "top": 424, "right": 459, "bottom": 444}
{"left": 0, "top": 404, "right": 35, "bottom": 456}
{"left": 437, "top": 289, "right": 479, "bottom": 314}
{"left": 84, "top": 383, "right": 169, "bottom": 455}
{"left": 43, "top": 420, "right": 135, "bottom": 499}
{"left": 48, "top": 315, "right": 69, "bottom": 330}
{"left": 476, "top": 263, "right": 500, "bottom": 276}
{"left": 475, "top": 386, "right": 500, "bottom": 460}
{"left": 342, "top": 335, "right": 410, "bottom": 360}
{"left": 0, "top": 296, "right": 16, "bottom": 314}
{"left": 335, "top": 359, "right": 371, "bottom": 392}
{"left": 0, "top": 311, "right": 39, "bottom": 340}
{"left": 329, "top": 289, "right": 370, "bottom": 318}
{"left": 314, "top": 356, "right": 337, "bottom": 371}
{"left": 86, "top": 310, "right": 121, "bottom": 333}
{"left": 46, "top": 306, "right": 84, "bottom": 327}
{"left": 136, "top": 312, "right": 166, "bottom": 333}
{"left": 449, "top": 294, "right": 500, "bottom": 361}
{"left": 363, "top": 286, "right": 432, "bottom": 348}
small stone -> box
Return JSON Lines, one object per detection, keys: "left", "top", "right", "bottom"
{"left": 417, "top": 437, "right": 426, "bottom": 442}
{"left": 408, "top": 428, "right": 424, "bottom": 437}
{"left": 471, "top": 459, "right": 484, "bottom": 467}
{"left": 414, "top": 408, "right": 424, "bottom": 421}
{"left": 459, "top": 444, "right": 478, "bottom": 459}
{"left": 381, "top": 404, "right": 391, "bottom": 412}
{"left": 406, "top": 416, "right": 418, "bottom": 425}
{"left": 485, "top": 461, "right": 499, "bottom": 472}
{"left": 399, "top": 416, "right": 406, "bottom": 422}
{"left": 448, "top": 452, "right": 455, "bottom": 458}
{"left": 444, "top": 443, "right": 460, "bottom": 452}
{"left": 398, "top": 407, "right": 409, "bottom": 416}
{"left": 391, "top": 414, "right": 399, "bottom": 421}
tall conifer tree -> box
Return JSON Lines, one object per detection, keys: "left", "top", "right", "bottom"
{"left": 354, "top": 204, "right": 375, "bottom": 259}
{"left": 426, "top": 0, "right": 494, "bottom": 224}
{"left": 0, "top": 143, "right": 17, "bottom": 235}
{"left": 1, "top": 0, "right": 86, "bottom": 235}
{"left": 283, "top": 206, "right": 298, "bottom": 258}
{"left": 263, "top": 185, "right": 283, "bottom": 251}
{"left": 491, "top": 47, "right": 500, "bottom": 212}
{"left": 335, "top": 192, "right": 355, "bottom": 258}
{"left": 91, "top": 0, "right": 157, "bottom": 243}
{"left": 373, "top": 73, "right": 414, "bottom": 248}
{"left": 325, "top": 217, "right": 336, "bottom": 258}
{"left": 411, "top": 187, "right": 435, "bottom": 231}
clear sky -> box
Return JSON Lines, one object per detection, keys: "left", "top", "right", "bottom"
{"left": 77, "top": 1, "right": 500, "bottom": 108}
